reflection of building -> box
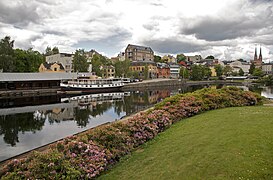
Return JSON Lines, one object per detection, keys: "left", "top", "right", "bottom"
{"left": 45, "top": 53, "right": 73, "bottom": 72}
{"left": 130, "top": 61, "right": 157, "bottom": 79}
{"left": 39, "top": 62, "right": 65, "bottom": 73}
{"left": 125, "top": 44, "right": 154, "bottom": 61}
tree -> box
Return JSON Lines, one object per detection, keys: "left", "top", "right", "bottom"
{"left": 249, "top": 62, "right": 255, "bottom": 75}
{"left": 0, "top": 36, "right": 16, "bottom": 72}
{"left": 252, "top": 68, "right": 263, "bottom": 77}
{"left": 45, "top": 46, "right": 59, "bottom": 56}
{"left": 205, "top": 55, "right": 215, "bottom": 59}
{"left": 144, "top": 64, "right": 149, "bottom": 80}
{"left": 239, "top": 68, "right": 244, "bottom": 76}
{"left": 154, "top": 55, "right": 162, "bottom": 63}
{"left": 214, "top": 64, "right": 223, "bottom": 77}
{"left": 203, "top": 66, "right": 212, "bottom": 79}
{"left": 114, "top": 59, "right": 130, "bottom": 77}
{"left": 52, "top": 46, "right": 59, "bottom": 54}
{"left": 223, "top": 65, "right": 233, "bottom": 76}
{"left": 73, "top": 49, "right": 88, "bottom": 72}
{"left": 179, "top": 67, "right": 189, "bottom": 79}
{"left": 176, "top": 54, "right": 186, "bottom": 63}
{"left": 14, "top": 48, "right": 44, "bottom": 72}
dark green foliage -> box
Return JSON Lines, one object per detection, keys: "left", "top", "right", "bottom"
{"left": 0, "top": 36, "right": 16, "bottom": 72}
{"left": 154, "top": 55, "right": 162, "bottom": 63}
{"left": 190, "top": 65, "right": 211, "bottom": 80}
{"left": 73, "top": 49, "right": 88, "bottom": 72}
{"left": 176, "top": 54, "right": 186, "bottom": 63}
{"left": 179, "top": 67, "right": 189, "bottom": 79}
{"left": 249, "top": 62, "right": 255, "bottom": 74}
{"left": 114, "top": 59, "right": 130, "bottom": 77}
{"left": 239, "top": 68, "right": 244, "bottom": 76}
{"left": 214, "top": 64, "right": 223, "bottom": 77}
{"left": 205, "top": 55, "right": 214, "bottom": 59}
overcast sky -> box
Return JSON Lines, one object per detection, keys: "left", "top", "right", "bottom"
{"left": 0, "top": 0, "right": 273, "bottom": 61}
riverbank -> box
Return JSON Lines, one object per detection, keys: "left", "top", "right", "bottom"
{"left": 99, "top": 106, "right": 273, "bottom": 179}
{"left": 0, "top": 87, "right": 263, "bottom": 179}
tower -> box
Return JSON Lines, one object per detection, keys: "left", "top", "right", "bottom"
{"left": 254, "top": 46, "right": 258, "bottom": 61}
{"left": 259, "top": 46, "right": 262, "bottom": 62}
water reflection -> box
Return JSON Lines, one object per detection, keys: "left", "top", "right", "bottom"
{"left": 0, "top": 85, "right": 272, "bottom": 161}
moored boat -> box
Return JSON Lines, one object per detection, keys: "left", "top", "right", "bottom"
{"left": 60, "top": 75, "right": 124, "bottom": 94}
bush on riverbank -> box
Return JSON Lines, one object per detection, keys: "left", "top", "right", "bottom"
{"left": 0, "top": 87, "right": 263, "bottom": 179}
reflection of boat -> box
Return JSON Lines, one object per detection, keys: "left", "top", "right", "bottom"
{"left": 78, "top": 101, "right": 90, "bottom": 106}
{"left": 60, "top": 76, "right": 124, "bottom": 94}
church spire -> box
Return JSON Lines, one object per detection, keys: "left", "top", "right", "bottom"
{"left": 259, "top": 46, "right": 262, "bottom": 62}
{"left": 254, "top": 46, "right": 257, "bottom": 61}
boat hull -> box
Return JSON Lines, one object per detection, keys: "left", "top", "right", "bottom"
{"left": 60, "top": 86, "right": 123, "bottom": 94}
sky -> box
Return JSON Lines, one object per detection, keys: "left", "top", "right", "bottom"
{"left": 0, "top": 0, "right": 273, "bottom": 62}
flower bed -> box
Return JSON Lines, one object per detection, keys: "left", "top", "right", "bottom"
{"left": 0, "top": 87, "right": 263, "bottom": 179}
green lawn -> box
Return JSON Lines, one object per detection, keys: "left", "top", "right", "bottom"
{"left": 99, "top": 106, "right": 273, "bottom": 180}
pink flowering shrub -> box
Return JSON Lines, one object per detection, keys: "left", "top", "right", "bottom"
{"left": 0, "top": 87, "right": 263, "bottom": 179}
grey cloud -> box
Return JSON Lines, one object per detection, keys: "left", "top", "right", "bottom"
{"left": 143, "top": 21, "right": 159, "bottom": 31}
{"left": 142, "top": 38, "right": 207, "bottom": 54}
{"left": 180, "top": 5, "right": 273, "bottom": 41}
{"left": 150, "top": 3, "right": 164, "bottom": 6}
{"left": 42, "top": 30, "right": 67, "bottom": 36}
{"left": 0, "top": 1, "right": 42, "bottom": 27}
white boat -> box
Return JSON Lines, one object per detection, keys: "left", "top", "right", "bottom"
{"left": 60, "top": 77, "right": 124, "bottom": 94}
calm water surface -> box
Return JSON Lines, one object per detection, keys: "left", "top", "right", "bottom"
{"left": 0, "top": 85, "right": 272, "bottom": 161}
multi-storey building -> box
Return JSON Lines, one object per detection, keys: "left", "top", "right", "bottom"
{"left": 262, "top": 63, "right": 273, "bottom": 75}
{"left": 45, "top": 53, "right": 73, "bottom": 72}
{"left": 125, "top": 44, "right": 154, "bottom": 61}
{"left": 129, "top": 61, "right": 157, "bottom": 79}
{"left": 100, "top": 65, "right": 115, "bottom": 78}
{"left": 156, "top": 63, "right": 170, "bottom": 78}
{"left": 169, "top": 63, "right": 181, "bottom": 79}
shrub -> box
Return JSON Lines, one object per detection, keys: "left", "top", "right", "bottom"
{"left": 0, "top": 87, "right": 263, "bottom": 179}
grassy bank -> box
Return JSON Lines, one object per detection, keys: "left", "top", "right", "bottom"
{"left": 99, "top": 106, "right": 273, "bottom": 179}
{"left": 0, "top": 87, "right": 263, "bottom": 179}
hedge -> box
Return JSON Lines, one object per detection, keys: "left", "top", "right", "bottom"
{"left": 0, "top": 87, "right": 263, "bottom": 179}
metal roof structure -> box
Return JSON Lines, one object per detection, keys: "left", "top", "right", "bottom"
{"left": 0, "top": 73, "right": 78, "bottom": 82}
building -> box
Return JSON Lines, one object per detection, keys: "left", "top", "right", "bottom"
{"left": 186, "top": 55, "right": 202, "bottom": 62}
{"left": 129, "top": 61, "right": 157, "bottom": 79}
{"left": 229, "top": 60, "right": 250, "bottom": 75}
{"left": 156, "top": 63, "right": 170, "bottom": 78}
{"left": 100, "top": 65, "right": 115, "bottom": 78}
{"left": 162, "top": 55, "right": 176, "bottom": 63}
{"left": 125, "top": 44, "right": 154, "bottom": 61}
{"left": 39, "top": 62, "right": 65, "bottom": 73}
{"left": 253, "top": 46, "right": 263, "bottom": 67}
{"left": 46, "top": 53, "right": 73, "bottom": 72}
{"left": 262, "top": 63, "right": 273, "bottom": 75}
{"left": 169, "top": 64, "right": 181, "bottom": 79}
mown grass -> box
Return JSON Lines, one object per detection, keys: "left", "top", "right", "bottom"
{"left": 99, "top": 106, "right": 273, "bottom": 180}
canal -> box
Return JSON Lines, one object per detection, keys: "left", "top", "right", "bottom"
{"left": 0, "top": 85, "right": 272, "bottom": 161}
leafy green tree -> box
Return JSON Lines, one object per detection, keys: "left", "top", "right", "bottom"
{"left": 214, "top": 64, "right": 223, "bottom": 77}
{"left": 144, "top": 64, "right": 149, "bottom": 80}
{"left": 114, "top": 59, "right": 130, "bottom": 77}
{"left": 223, "top": 65, "right": 233, "bottom": 76}
{"left": 179, "top": 67, "right": 189, "bottom": 79}
{"left": 91, "top": 54, "right": 103, "bottom": 76}
{"left": 154, "top": 55, "right": 162, "bottom": 63}
{"left": 73, "top": 49, "right": 88, "bottom": 72}
{"left": 203, "top": 66, "right": 212, "bottom": 79}
{"left": 205, "top": 55, "right": 215, "bottom": 59}
{"left": 239, "top": 68, "right": 244, "bottom": 76}
{"left": 190, "top": 65, "right": 203, "bottom": 80}
{"left": 45, "top": 46, "right": 59, "bottom": 56}
{"left": 249, "top": 62, "right": 255, "bottom": 75}
{"left": 0, "top": 36, "right": 16, "bottom": 72}
{"left": 176, "top": 54, "right": 186, "bottom": 63}
{"left": 252, "top": 68, "right": 263, "bottom": 77}
{"left": 52, "top": 46, "right": 59, "bottom": 54}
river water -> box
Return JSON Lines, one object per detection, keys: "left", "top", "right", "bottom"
{"left": 0, "top": 85, "right": 272, "bottom": 161}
